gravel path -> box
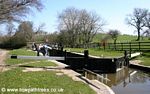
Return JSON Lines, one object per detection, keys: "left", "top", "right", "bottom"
{"left": 0, "top": 49, "right": 8, "bottom": 72}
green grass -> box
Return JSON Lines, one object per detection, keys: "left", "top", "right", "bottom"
{"left": 9, "top": 48, "right": 36, "bottom": 56}
{"left": 6, "top": 49, "right": 57, "bottom": 67}
{"left": 6, "top": 58, "right": 36, "bottom": 65}
{"left": 0, "top": 68, "right": 96, "bottom": 94}
{"left": 135, "top": 52, "right": 150, "bottom": 66}
{"left": 65, "top": 48, "right": 123, "bottom": 57}
{"left": 6, "top": 48, "right": 37, "bottom": 65}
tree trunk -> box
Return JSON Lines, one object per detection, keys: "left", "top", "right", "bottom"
{"left": 136, "top": 29, "right": 140, "bottom": 41}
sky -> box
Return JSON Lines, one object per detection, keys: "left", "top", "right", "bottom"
{"left": 27, "top": 0, "right": 150, "bottom": 35}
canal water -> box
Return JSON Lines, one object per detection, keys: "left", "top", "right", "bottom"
{"left": 108, "top": 68, "right": 150, "bottom": 94}
{"left": 97, "top": 68, "right": 150, "bottom": 94}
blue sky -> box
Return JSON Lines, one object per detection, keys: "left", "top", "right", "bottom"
{"left": 27, "top": 0, "right": 150, "bottom": 35}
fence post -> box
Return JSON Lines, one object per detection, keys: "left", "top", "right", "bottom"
{"left": 114, "top": 42, "right": 116, "bottom": 50}
{"left": 121, "top": 43, "right": 123, "bottom": 51}
{"left": 139, "top": 42, "right": 140, "bottom": 51}
{"left": 84, "top": 50, "right": 89, "bottom": 69}
{"left": 108, "top": 43, "right": 110, "bottom": 49}
{"left": 129, "top": 42, "right": 131, "bottom": 57}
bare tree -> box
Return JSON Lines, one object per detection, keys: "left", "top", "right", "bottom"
{"left": 143, "top": 12, "right": 150, "bottom": 40}
{"left": 79, "top": 10, "right": 105, "bottom": 48}
{"left": 144, "top": 12, "right": 150, "bottom": 29}
{"left": 57, "top": 7, "right": 105, "bottom": 47}
{"left": 0, "top": 0, "right": 43, "bottom": 24}
{"left": 58, "top": 7, "right": 80, "bottom": 47}
{"left": 15, "top": 21, "right": 34, "bottom": 42}
{"left": 108, "top": 29, "right": 120, "bottom": 50}
{"left": 126, "top": 8, "right": 148, "bottom": 41}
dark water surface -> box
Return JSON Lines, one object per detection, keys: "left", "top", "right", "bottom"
{"left": 97, "top": 68, "right": 150, "bottom": 94}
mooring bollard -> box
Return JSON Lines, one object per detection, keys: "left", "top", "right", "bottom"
{"left": 37, "top": 50, "right": 39, "bottom": 56}
{"left": 11, "top": 55, "right": 17, "bottom": 59}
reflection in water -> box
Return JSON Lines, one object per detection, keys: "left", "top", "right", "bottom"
{"left": 99, "top": 67, "right": 133, "bottom": 87}
{"left": 85, "top": 67, "right": 150, "bottom": 94}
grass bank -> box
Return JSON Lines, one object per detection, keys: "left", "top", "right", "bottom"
{"left": 65, "top": 48, "right": 123, "bottom": 57}
{"left": 0, "top": 68, "right": 95, "bottom": 94}
{"left": 6, "top": 48, "right": 37, "bottom": 65}
{"left": 6, "top": 48, "right": 57, "bottom": 66}
{"left": 135, "top": 52, "right": 150, "bottom": 66}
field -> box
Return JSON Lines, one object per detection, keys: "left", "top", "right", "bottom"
{"left": 93, "top": 33, "right": 150, "bottom": 43}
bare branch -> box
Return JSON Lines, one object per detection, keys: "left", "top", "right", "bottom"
{"left": 0, "top": 0, "right": 43, "bottom": 23}
{"left": 126, "top": 8, "right": 148, "bottom": 41}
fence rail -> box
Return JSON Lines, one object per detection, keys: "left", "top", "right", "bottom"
{"left": 106, "top": 42, "right": 150, "bottom": 51}
{"left": 73, "top": 41, "right": 150, "bottom": 51}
